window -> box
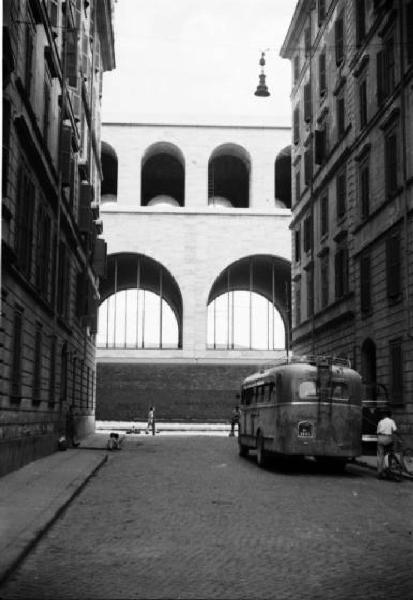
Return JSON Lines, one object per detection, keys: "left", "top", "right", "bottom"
{"left": 331, "top": 383, "right": 349, "bottom": 401}
{"left": 336, "top": 169, "right": 346, "bottom": 219}
{"left": 389, "top": 339, "right": 403, "bottom": 404}
{"left": 307, "top": 266, "right": 314, "bottom": 317}
{"left": 337, "top": 94, "right": 345, "bottom": 138}
{"left": 43, "top": 67, "right": 51, "bottom": 144}
{"left": 294, "top": 55, "right": 300, "bottom": 84}
{"left": 359, "top": 79, "right": 367, "bottom": 129}
{"left": 57, "top": 242, "right": 70, "bottom": 318}
{"left": 2, "top": 99, "right": 11, "bottom": 197}
{"left": 299, "top": 380, "right": 318, "bottom": 399}
{"left": 320, "top": 254, "right": 329, "bottom": 308}
{"left": 319, "top": 51, "right": 326, "bottom": 95}
{"left": 335, "top": 243, "right": 349, "bottom": 298}
{"left": 360, "top": 162, "right": 370, "bottom": 219}
{"left": 10, "top": 308, "right": 23, "bottom": 401}
{"left": 407, "top": 2, "right": 413, "bottom": 65}
{"left": 304, "top": 147, "right": 313, "bottom": 186}
{"left": 335, "top": 14, "right": 344, "bottom": 65}
{"left": 48, "top": 335, "right": 56, "bottom": 405}
{"left": 32, "top": 324, "right": 43, "bottom": 404}
{"left": 304, "top": 27, "right": 311, "bottom": 57}
{"left": 356, "top": 0, "right": 366, "bottom": 46}
{"left": 295, "top": 228, "right": 301, "bottom": 262}
{"left": 295, "top": 171, "right": 301, "bottom": 205}
{"left": 314, "top": 128, "right": 326, "bottom": 165}
{"left": 303, "top": 215, "right": 312, "bottom": 252}
{"left": 360, "top": 252, "right": 371, "bottom": 314}
{"left": 293, "top": 106, "right": 300, "bottom": 144}
{"left": 377, "top": 34, "right": 395, "bottom": 104}
{"left": 304, "top": 81, "right": 312, "bottom": 122}
{"left": 321, "top": 195, "right": 329, "bottom": 236}
{"left": 386, "top": 230, "right": 401, "bottom": 299}
{"left": 24, "top": 10, "right": 35, "bottom": 95}
{"left": 295, "top": 282, "right": 301, "bottom": 325}
{"left": 35, "top": 204, "right": 52, "bottom": 299}
{"left": 15, "top": 165, "right": 35, "bottom": 278}
{"left": 318, "top": 0, "right": 326, "bottom": 25}
{"left": 385, "top": 129, "right": 398, "bottom": 197}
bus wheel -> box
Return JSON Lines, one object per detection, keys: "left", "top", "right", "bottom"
{"left": 238, "top": 442, "right": 249, "bottom": 457}
{"left": 256, "top": 433, "right": 267, "bottom": 467}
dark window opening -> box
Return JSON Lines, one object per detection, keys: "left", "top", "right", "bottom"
{"left": 142, "top": 152, "right": 185, "bottom": 207}
{"left": 208, "top": 154, "right": 249, "bottom": 208}
{"left": 386, "top": 231, "right": 401, "bottom": 299}
{"left": 360, "top": 252, "right": 371, "bottom": 314}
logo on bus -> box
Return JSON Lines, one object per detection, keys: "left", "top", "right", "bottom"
{"left": 298, "top": 420, "right": 314, "bottom": 438}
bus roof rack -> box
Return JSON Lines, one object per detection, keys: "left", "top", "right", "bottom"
{"left": 259, "top": 354, "right": 352, "bottom": 370}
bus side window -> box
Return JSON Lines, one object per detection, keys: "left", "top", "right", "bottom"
{"left": 245, "top": 388, "right": 253, "bottom": 405}
{"left": 268, "top": 382, "right": 275, "bottom": 403}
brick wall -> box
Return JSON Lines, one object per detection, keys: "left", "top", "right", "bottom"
{"left": 96, "top": 362, "right": 259, "bottom": 421}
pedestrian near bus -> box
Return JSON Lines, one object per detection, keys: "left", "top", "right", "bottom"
{"left": 376, "top": 409, "right": 400, "bottom": 478}
{"left": 229, "top": 406, "right": 241, "bottom": 437}
{"left": 146, "top": 406, "right": 156, "bottom": 435}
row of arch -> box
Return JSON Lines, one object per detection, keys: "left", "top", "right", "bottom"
{"left": 100, "top": 142, "right": 292, "bottom": 209}
{"left": 97, "top": 253, "right": 291, "bottom": 351}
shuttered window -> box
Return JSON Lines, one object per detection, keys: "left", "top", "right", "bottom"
{"left": 10, "top": 308, "right": 23, "bottom": 401}
{"left": 2, "top": 98, "right": 11, "bottom": 197}
{"left": 335, "top": 245, "right": 348, "bottom": 298}
{"left": 295, "top": 228, "right": 301, "bottom": 262}
{"left": 314, "top": 128, "right": 325, "bottom": 165}
{"left": 35, "top": 203, "right": 52, "bottom": 299}
{"left": 386, "top": 231, "right": 401, "bottom": 299}
{"left": 320, "top": 255, "right": 329, "bottom": 308}
{"left": 356, "top": 0, "right": 366, "bottom": 45}
{"left": 307, "top": 267, "right": 314, "bottom": 318}
{"left": 407, "top": 2, "right": 413, "bottom": 64}
{"left": 359, "top": 79, "right": 367, "bottom": 128}
{"left": 389, "top": 340, "right": 403, "bottom": 404}
{"left": 304, "top": 148, "right": 313, "bottom": 185}
{"left": 295, "top": 283, "right": 301, "bottom": 325}
{"left": 360, "top": 252, "right": 371, "bottom": 314}
{"left": 303, "top": 215, "right": 312, "bottom": 253}
{"left": 319, "top": 51, "right": 326, "bottom": 95}
{"left": 385, "top": 131, "right": 398, "bottom": 197}
{"left": 336, "top": 169, "right": 346, "bottom": 219}
{"left": 293, "top": 106, "right": 300, "bottom": 144}
{"left": 295, "top": 171, "right": 301, "bottom": 206}
{"left": 32, "top": 324, "right": 43, "bottom": 404}
{"left": 337, "top": 95, "right": 345, "bottom": 138}
{"left": 360, "top": 163, "right": 370, "bottom": 219}
{"left": 294, "top": 55, "right": 300, "bottom": 84}
{"left": 318, "top": 0, "right": 326, "bottom": 24}
{"left": 15, "top": 166, "right": 35, "bottom": 278}
{"left": 304, "top": 82, "right": 312, "bottom": 122}
{"left": 321, "top": 195, "right": 328, "bottom": 236}
{"left": 48, "top": 336, "right": 56, "bottom": 405}
{"left": 304, "top": 27, "right": 311, "bottom": 56}
{"left": 335, "top": 14, "right": 344, "bottom": 65}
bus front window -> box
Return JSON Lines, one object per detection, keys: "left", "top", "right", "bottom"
{"left": 299, "top": 380, "right": 318, "bottom": 399}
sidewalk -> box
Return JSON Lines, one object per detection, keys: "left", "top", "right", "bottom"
{"left": 0, "top": 430, "right": 410, "bottom": 586}
{"left": 0, "top": 432, "right": 108, "bottom": 585}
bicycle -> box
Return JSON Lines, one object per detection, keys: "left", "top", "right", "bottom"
{"left": 380, "top": 440, "right": 413, "bottom": 481}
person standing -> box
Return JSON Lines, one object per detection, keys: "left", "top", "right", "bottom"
{"left": 229, "top": 406, "right": 241, "bottom": 437}
{"left": 146, "top": 406, "right": 156, "bottom": 435}
{"left": 65, "top": 405, "right": 80, "bottom": 448}
{"left": 376, "top": 409, "right": 399, "bottom": 478}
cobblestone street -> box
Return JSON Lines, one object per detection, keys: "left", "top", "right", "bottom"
{"left": 1, "top": 436, "right": 412, "bottom": 600}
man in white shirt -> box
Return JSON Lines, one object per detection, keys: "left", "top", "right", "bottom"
{"left": 376, "top": 409, "right": 399, "bottom": 478}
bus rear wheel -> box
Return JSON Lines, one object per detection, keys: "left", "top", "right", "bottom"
{"left": 256, "top": 432, "right": 267, "bottom": 467}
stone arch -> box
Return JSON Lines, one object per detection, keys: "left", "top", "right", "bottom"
{"left": 99, "top": 252, "right": 183, "bottom": 348}
{"left": 141, "top": 142, "right": 185, "bottom": 207}
{"left": 207, "top": 254, "right": 291, "bottom": 349}
{"left": 208, "top": 143, "right": 251, "bottom": 208}
{"left": 274, "top": 145, "right": 291, "bottom": 209}
{"left": 101, "top": 141, "right": 118, "bottom": 202}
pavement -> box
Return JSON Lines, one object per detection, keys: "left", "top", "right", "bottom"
{"left": 0, "top": 428, "right": 411, "bottom": 588}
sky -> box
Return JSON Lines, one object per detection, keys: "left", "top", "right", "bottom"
{"left": 101, "top": 0, "right": 298, "bottom": 126}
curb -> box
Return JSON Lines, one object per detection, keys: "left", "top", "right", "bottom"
{"left": 0, "top": 454, "right": 108, "bottom": 586}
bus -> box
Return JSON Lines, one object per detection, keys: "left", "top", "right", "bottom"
{"left": 237, "top": 355, "right": 363, "bottom": 469}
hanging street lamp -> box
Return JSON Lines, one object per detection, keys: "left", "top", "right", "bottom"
{"left": 254, "top": 51, "right": 270, "bottom": 97}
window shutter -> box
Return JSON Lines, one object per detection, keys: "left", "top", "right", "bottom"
{"left": 66, "top": 27, "right": 79, "bottom": 88}
{"left": 93, "top": 238, "right": 107, "bottom": 277}
{"left": 319, "top": 52, "right": 326, "bottom": 95}
{"left": 385, "top": 133, "right": 397, "bottom": 197}
{"left": 361, "top": 166, "right": 369, "bottom": 219}
{"left": 304, "top": 82, "right": 312, "bottom": 122}
{"left": 295, "top": 171, "right": 301, "bottom": 205}
{"left": 295, "top": 229, "right": 301, "bottom": 262}
{"left": 11, "top": 310, "right": 23, "bottom": 399}
{"left": 314, "top": 129, "right": 325, "bottom": 164}
{"left": 304, "top": 27, "right": 311, "bottom": 56}
{"left": 60, "top": 125, "right": 73, "bottom": 186}
{"left": 376, "top": 51, "right": 385, "bottom": 104}
{"left": 407, "top": 2, "right": 413, "bottom": 64}
{"left": 293, "top": 106, "right": 300, "bottom": 144}
{"left": 81, "top": 25, "right": 89, "bottom": 81}
{"left": 335, "top": 17, "right": 344, "bottom": 65}
{"left": 386, "top": 233, "right": 401, "bottom": 298}
{"left": 389, "top": 340, "right": 403, "bottom": 403}
{"left": 79, "top": 183, "right": 92, "bottom": 233}
{"left": 360, "top": 253, "right": 371, "bottom": 313}
{"left": 304, "top": 148, "right": 312, "bottom": 185}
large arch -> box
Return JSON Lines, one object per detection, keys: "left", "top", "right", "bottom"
{"left": 141, "top": 142, "right": 185, "bottom": 207}
{"left": 208, "top": 143, "right": 251, "bottom": 208}
{"left": 207, "top": 255, "right": 291, "bottom": 350}
{"left": 101, "top": 141, "right": 118, "bottom": 202}
{"left": 98, "top": 253, "right": 183, "bottom": 348}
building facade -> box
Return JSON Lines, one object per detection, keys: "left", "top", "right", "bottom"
{"left": 1, "top": 0, "right": 115, "bottom": 475}
{"left": 281, "top": 0, "right": 413, "bottom": 442}
{"left": 96, "top": 122, "right": 293, "bottom": 421}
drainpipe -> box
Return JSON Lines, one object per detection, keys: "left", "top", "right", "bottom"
{"left": 398, "top": 0, "right": 413, "bottom": 339}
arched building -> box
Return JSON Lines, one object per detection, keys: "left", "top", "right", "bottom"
{"left": 97, "top": 122, "right": 292, "bottom": 421}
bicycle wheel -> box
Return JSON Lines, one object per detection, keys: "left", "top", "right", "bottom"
{"left": 403, "top": 447, "right": 413, "bottom": 475}
{"left": 389, "top": 454, "right": 403, "bottom": 481}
